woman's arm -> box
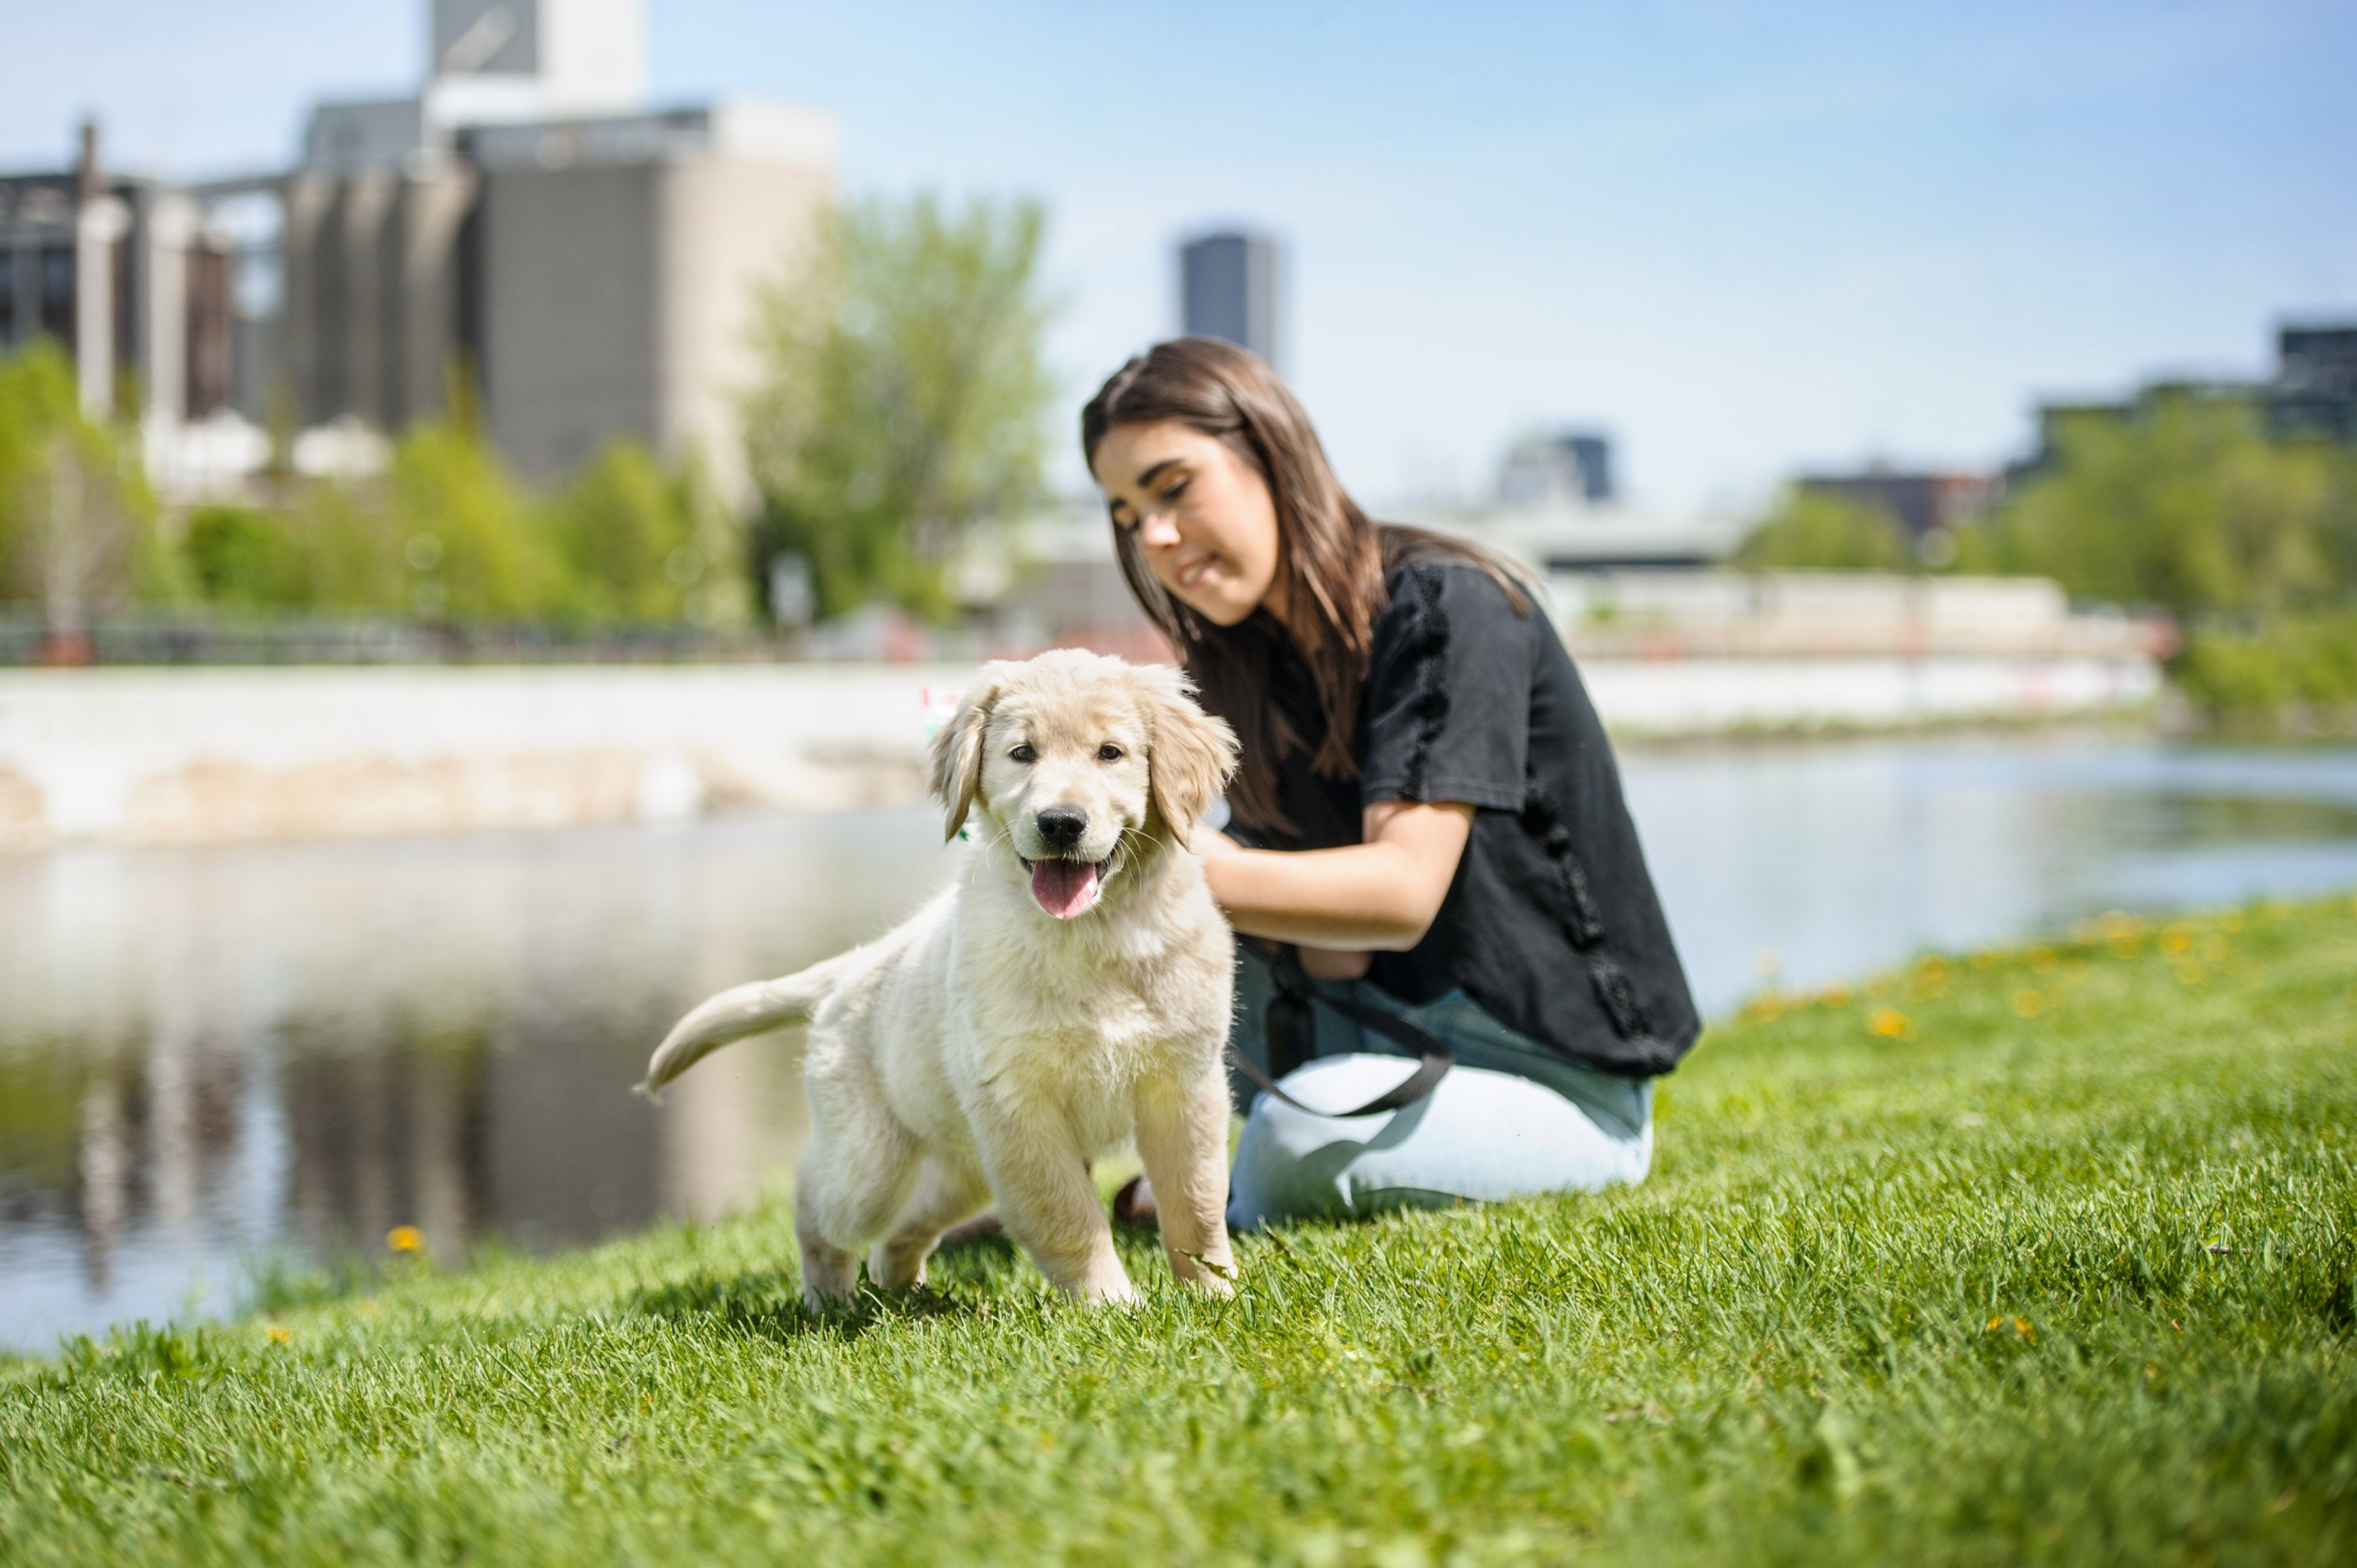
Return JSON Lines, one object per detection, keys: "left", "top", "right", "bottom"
{"left": 1193, "top": 800, "right": 1474, "bottom": 955}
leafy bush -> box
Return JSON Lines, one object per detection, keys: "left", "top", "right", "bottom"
{"left": 1735, "top": 489, "right": 1908, "bottom": 570}
{"left": 545, "top": 441, "right": 728, "bottom": 623}
{"left": 159, "top": 427, "right": 742, "bottom": 625}
{"left": 385, "top": 417, "right": 553, "bottom": 619}
{"left": 184, "top": 506, "right": 310, "bottom": 608}
{"left": 2177, "top": 612, "right": 2357, "bottom": 718}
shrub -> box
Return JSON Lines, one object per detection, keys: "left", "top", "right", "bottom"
{"left": 184, "top": 506, "right": 309, "bottom": 608}
{"left": 2176, "top": 612, "right": 2357, "bottom": 720}
{"left": 1734, "top": 489, "right": 1907, "bottom": 570}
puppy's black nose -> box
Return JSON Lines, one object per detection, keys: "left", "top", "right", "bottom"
{"left": 1035, "top": 805, "right": 1087, "bottom": 850}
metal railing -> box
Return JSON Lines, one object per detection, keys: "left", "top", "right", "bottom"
{"left": 0, "top": 614, "right": 797, "bottom": 667}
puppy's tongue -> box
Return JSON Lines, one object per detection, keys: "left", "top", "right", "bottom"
{"left": 1030, "top": 858, "right": 1102, "bottom": 919}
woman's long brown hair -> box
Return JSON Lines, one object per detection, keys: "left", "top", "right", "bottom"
{"left": 1081, "top": 337, "right": 1527, "bottom": 835}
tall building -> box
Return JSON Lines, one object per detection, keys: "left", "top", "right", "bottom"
{"left": 280, "top": 0, "right": 834, "bottom": 502}
{"left": 1179, "top": 231, "right": 1282, "bottom": 370}
{"left": 0, "top": 122, "right": 236, "bottom": 423}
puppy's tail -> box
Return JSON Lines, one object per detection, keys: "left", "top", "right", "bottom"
{"left": 637, "top": 953, "right": 854, "bottom": 1100}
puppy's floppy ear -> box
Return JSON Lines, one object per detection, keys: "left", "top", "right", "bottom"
{"left": 1133, "top": 664, "right": 1240, "bottom": 836}
{"left": 929, "top": 665, "right": 1010, "bottom": 843}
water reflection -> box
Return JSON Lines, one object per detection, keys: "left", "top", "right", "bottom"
{"left": 3, "top": 737, "right": 2356, "bottom": 1351}
{"left": 1, "top": 814, "right": 950, "bottom": 1350}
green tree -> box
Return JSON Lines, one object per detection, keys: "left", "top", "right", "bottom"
{"left": 544, "top": 440, "right": 733, "bottom": 623}
{"left": 1961, "top": 391, "right": 2354, "bottom": 615}
{"left": 1734, "top": 488, "right": 1908, "bottom": 570}
{"left": 385, "top": 416, "right": 553, "bottom": 619}
{"left": 0, "top": 341, "right": 165, "bottom": 639}
{"left": 293, "top": 477, "right": 408, "bottom": 613}
{"left": 745, "top": 192, "right": 1057, "bottom": 620}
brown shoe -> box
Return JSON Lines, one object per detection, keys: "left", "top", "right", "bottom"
{"left": 1112, "top": 1174, "right": 1158, "bottom": 1227}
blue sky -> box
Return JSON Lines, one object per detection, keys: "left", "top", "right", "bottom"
{"left": 5, "top": 1, "right": 2352, "bottom": 512}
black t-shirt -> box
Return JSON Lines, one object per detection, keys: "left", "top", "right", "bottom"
{"left": 1243, "top": 555, "right": 1700, "bottom": 1079}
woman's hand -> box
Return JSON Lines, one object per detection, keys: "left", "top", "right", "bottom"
{"left": 1192, "top": 800, "right": 1475, "bottom": 953}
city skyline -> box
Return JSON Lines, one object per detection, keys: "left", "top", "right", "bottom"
{"left": 3, "top": 0, "right": 2352, "bottom": 514}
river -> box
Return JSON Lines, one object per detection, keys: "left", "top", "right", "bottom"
{"left": 5, "top": 732, "right": 2356, "bottom": 1352}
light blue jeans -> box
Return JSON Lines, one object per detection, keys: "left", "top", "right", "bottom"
{"left": 1225, "top": 947, "right": 1654, "bottom": 1230}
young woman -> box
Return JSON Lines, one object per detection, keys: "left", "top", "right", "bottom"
{"left": 1083, "top": 338, "right": 1700, "bottom": 1228}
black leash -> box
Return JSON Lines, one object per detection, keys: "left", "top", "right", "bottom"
{"left": 1226, "top": 946, "right": 1454, "bottom": 1119}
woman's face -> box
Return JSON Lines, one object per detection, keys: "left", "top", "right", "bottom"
{"left": 1090, "top": 419, "right": 1285, "bottom": 627}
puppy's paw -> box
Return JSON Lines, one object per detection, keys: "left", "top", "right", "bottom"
{"left": 1076, "top": 1274, "right": 1144, "bottom": 1309}
{"left": 1171, "top": 1249, "right": 1238, "bottom": 1296}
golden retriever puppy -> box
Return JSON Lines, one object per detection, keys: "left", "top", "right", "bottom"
{"left": 641, "top": 650, "right": 1240, "bottom": 1307}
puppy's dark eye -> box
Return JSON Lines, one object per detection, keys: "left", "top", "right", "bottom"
{"left": 1010, "top": 743, "right": 1037, "bottom": 764}
{"left": 1098, "top": 744, "right": 1123, "bottom": 762}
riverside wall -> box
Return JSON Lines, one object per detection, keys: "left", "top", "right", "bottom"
{"left": 0, "top": 652, "right": 2160, "bottom": 854}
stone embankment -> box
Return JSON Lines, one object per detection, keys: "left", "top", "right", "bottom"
{"left": 1, "top": 648, "right": 2159, "bottom": 856}
{"left": 0, "top": 664, "right": 973, "bottom": 855}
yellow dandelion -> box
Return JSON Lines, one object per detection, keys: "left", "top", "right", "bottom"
{"left": 387, "top": 1224, "right": 425, "bottom": 1254}
{"left": 1971, "top": 951, "right": 1997, "bottom": 969}
{"left": 265, "top": 1325, "right": 291, "bottom": 1345}
{"left": 1985, "top": 1315, "right": 2003, "bottom": 1331}
{"left": 1868, "top": 1007, "right": 1912, "bottom": 1039}
{"left": 2014, "top": 1318, "right": 2036, "bottom": 1341}
{"left": 1819, "top": 985, "right": 1853, "bottom": 1007}
{"left": 2027, "top": 946, "right": 2058, "bottom": 972}
{"left": 2200, "top": 934, "right": 2230, "bottom": 961}
{"left": 2160, "top": 926, "right": 2193, "bottom": 955}
{"left": 2012, "top": 989, "right": 2043, "bottom": 1018}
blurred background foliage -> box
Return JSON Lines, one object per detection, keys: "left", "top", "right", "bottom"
{"left": 1734, "top": 387, "right": 2357, "bottom": 727}
{"left": 0, "top": 189, "right": 1057, "bottom": 634}
{"left": 744, "top": 191, "right": 1057, "bottom": 621}
{"left": 167, "top": 418, "right": 731, "bottom": 627}
{"left": 1965, "top": 393, "right": 2357, "bottom": 726}
{"left": 1735, "top": 489, "right": 1909, "bottom": 572}
{"left": 1954, "top": 393, "right": 2354, "bottom": 617}
{"left": 0, "top": 342, "right": 170, "bottom": 636}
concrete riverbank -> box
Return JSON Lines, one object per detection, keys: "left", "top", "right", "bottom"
{"left": 0, "top": 650, "right": 2161, "bottom": 853}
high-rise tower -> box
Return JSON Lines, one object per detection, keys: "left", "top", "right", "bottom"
{"left": 1179, "top": 231, "right": 1282, "bottom": 372}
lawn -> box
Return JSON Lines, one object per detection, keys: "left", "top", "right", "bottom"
{"left": 3, "top": 898, "right": 2354, "bottom": 1566}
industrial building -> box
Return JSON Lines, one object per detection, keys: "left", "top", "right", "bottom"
{"left": 0, "top": 123, "right": 237, "bottom": 425}
{"left": 4, "top": 0, "right": 834, "bottom": 509}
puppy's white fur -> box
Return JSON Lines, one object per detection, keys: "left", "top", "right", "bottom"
{"left": 641, "top": 650, "right": 1240, "bottom": 1307}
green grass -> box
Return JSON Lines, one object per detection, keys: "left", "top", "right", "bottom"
{"left": 5, "top": 898, "right": 2355, "bottom": 1566}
